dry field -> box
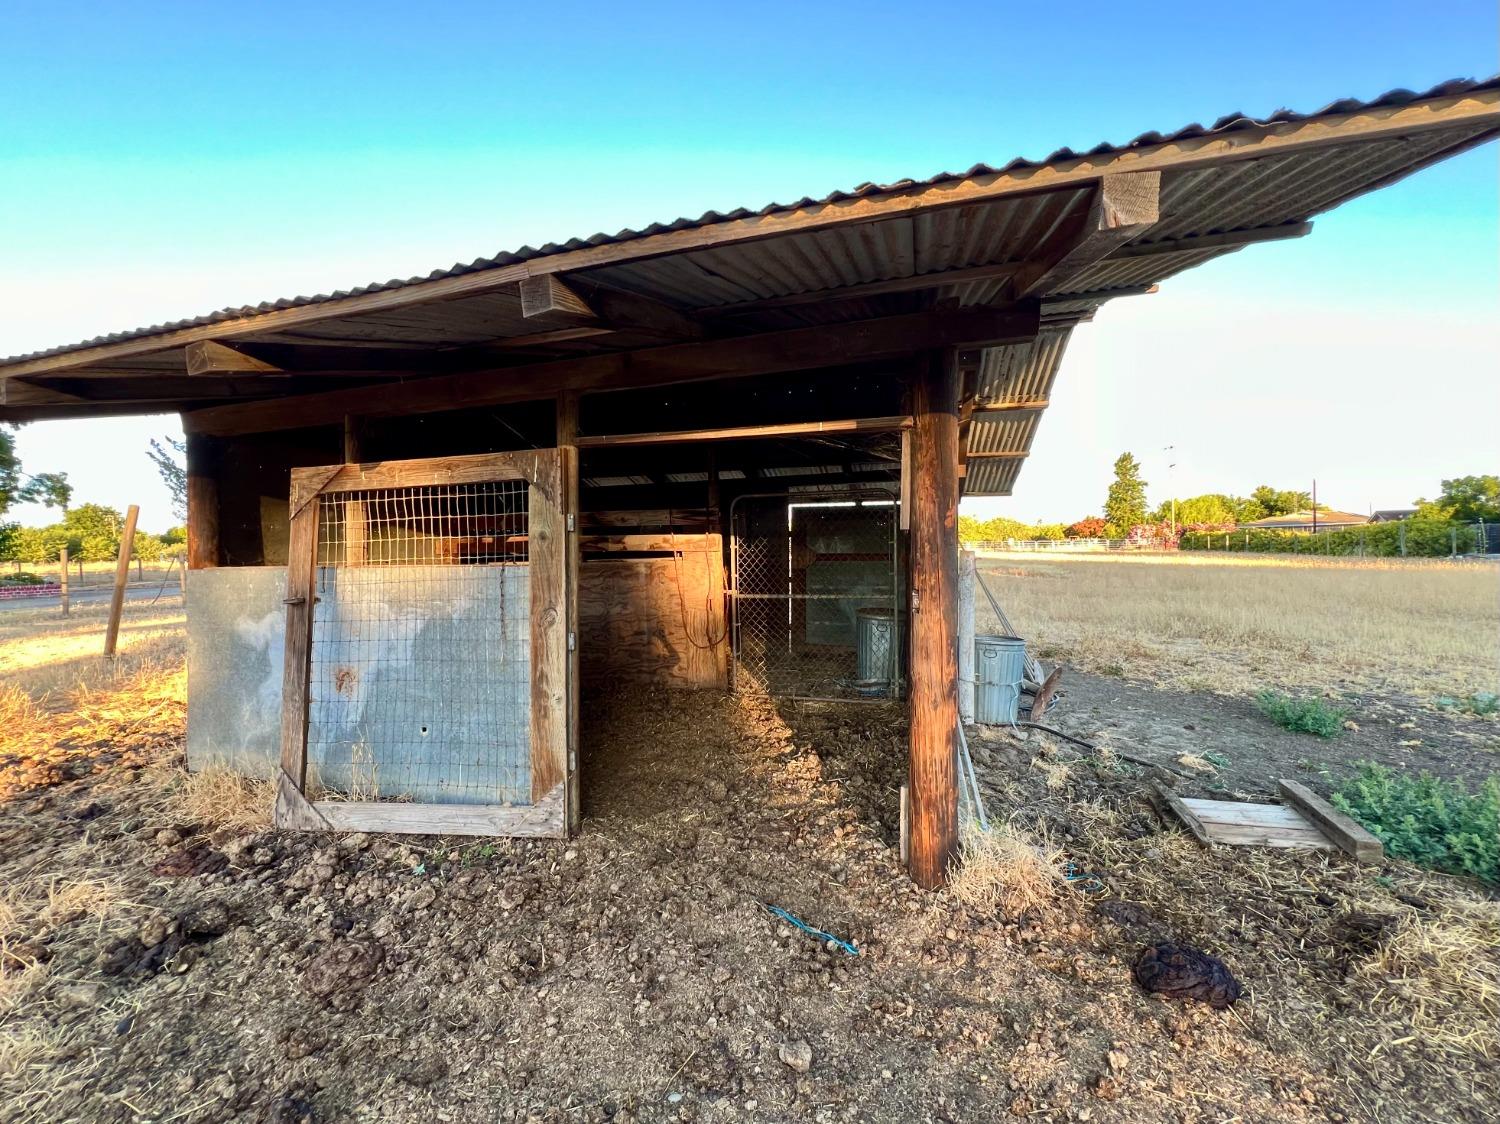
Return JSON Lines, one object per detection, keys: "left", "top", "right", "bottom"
{"left": 975, "top": 551, "right": 1500, "bottom": 700}
{"left": 0, "top": 596, "right": 184, "bottom": 704}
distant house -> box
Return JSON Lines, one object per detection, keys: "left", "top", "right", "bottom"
{"left": 1370, "top": 508, "right": 1418, "bottom": 523}
{"left": 1242, "top": 509, "right": 1370, "bottom": 533}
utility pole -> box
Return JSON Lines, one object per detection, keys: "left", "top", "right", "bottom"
{"left": 1163, "top": 445, "right": 1177, "bottom": 534}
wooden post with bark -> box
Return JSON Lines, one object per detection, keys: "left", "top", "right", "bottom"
{"left": 186, "top": 432, "right": 220, "bottom": 569}
{"left": 104, "top": 505, "right": 140, "bottom": 657}
{"left": 907, "top": 350, "right": 961, "bottom": 888}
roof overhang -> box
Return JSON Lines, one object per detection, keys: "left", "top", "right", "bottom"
{"left": 3, "top": 78, "right": 1496, "bottom": 496}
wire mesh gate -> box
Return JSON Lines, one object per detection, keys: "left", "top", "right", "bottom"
{"left": 275, "top": 451, "right": 572, "bottom": 837}
{"left": 730, "top": 490, "right": 901, "bottom": 701}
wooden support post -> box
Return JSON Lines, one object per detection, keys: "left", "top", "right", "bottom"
{"left": 185, "top": 432, "right": 220, "bottom": 569}
{"left": 908, "top": 351, "right": 961, "bottom": 888}
{"left": 343, "top": 415, "right": 367, "bottom": 565}
{"left": 104, "top": 505, "right": 140, "bottom": 657}
{"left": 958, "top": 549, "right": 975, "bottom": 724}
{"left": 557, "top": 392, "right": 582, "bottom": 835}
{"left": 59, "top": 547, "right": 69, "bottom": 617}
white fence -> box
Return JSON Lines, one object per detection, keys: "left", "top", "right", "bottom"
{"left": 969, "top": 537, "right": 1167, "bottom": 553}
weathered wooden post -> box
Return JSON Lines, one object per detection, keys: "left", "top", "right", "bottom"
{"left": 104, "top": 505, "right": 140, "bottom": 657}
{"left": 343, "top": 415, "right": 367, "bottom": 565}
{"left": 59, "top": 547, "right": 69, "bottom": 617}
{"left": 908, "top": 350, "right": 960, "bottom": 889}
{"left": 186, "top": 432, "right": 220, "bottom": 570}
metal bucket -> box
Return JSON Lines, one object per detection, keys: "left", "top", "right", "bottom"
{"left": 974, "top": 634, "right": 1026, "bottom": 723}
{"left": 855, "top": 606, "right": 896, "bottom": 692}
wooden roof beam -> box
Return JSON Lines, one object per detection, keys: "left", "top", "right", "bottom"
{"left": 1109, "top": 221, "right": 1313, "bottom": 259}
{"left": 701, "top": 261, "right": 1026, "bottom": 315}
{"left": 1014, "top": 172, "right": 1161, "bottom": 299}
{"left": 186, "top": 303, "right": 1040, "bottom": 437}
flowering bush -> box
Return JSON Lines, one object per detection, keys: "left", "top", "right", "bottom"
{"left": 1127, "top": 522, "right": 1180, "bottom": 549}
{"left": 1065, "top": 517, "right": 1108, "bottom": 538}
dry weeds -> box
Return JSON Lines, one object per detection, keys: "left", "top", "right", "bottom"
{"left": 976, "top": 551, "right": 1499, "bottom": 698}
{"left": 172, "top": 769, "right": 274, "bottom": 832}
{"left": 950, "top": 823, "right": 1067, "bottom": 918}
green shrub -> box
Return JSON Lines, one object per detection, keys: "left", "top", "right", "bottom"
{"left": 1255, "top": 691, "right": 1348, "bottom": 737}
{"left": 1332, "top": 764, "right": 1500, "bottom": 885}
{"left": 0, "top": 571, "right": 44, "bottom": 586}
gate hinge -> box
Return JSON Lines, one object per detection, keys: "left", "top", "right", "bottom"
{"left": 567, "top": 631, "right": 576, "bottom": 651}
{"left": 566, "top": 512, "right": 575, "bottom": 532}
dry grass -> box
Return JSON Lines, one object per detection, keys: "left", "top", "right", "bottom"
{"left": 976, "top": 551, "right": 1499, "bottom": 698}
{"left": 173, "top": 768, "right": 273, "bottom": 832}
{"left": 949, "top": 822, "right": 1067, "bottom": 918}
{"left": 1358, "top": 896, "right": 1500, "bottom": 1059}
{"left": 0, "top": 601, "right": 184, "bottom": 702}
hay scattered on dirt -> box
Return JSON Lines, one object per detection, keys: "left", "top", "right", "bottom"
{"left": 950, "top": 824, "right": 1066, "bottom": 919}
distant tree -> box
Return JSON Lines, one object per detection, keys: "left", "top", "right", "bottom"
{"left": 1066, "top": 516, "right": 1109, "bottom": 538}
{"left": 1155, "top": 493, "right": 1241, "bottom": 528}
{"left": 10, "top": 525, "right": 71, "bottom": 565}
{"left": 62, "top": 504, "right": 124, "bottom": 562}
{"left": 1415, "top": 475, "right": 1500, "bottom": 523}
{"left": 1250, "top": 486, "right": 1314, "bottom": 518}
{"left": 0, "top": 424, "right": 72, "bottom": 518}
{"left": 160, "top": 525, "right": 188, "bottom": 545}
{"left": 1103, "top": 453, "right": 1148, "bottom": 535}
{"left": 146, "top": 437, "right": 187, "bottom": 521}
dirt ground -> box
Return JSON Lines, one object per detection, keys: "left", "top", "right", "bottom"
{"left": 1040, "top": 670, "right": 1500, "bottom": 801}
{"left": 3, "top": 662, "right": 1498, "bottom": 1124}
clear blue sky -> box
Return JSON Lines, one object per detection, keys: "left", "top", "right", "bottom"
{"left": 3, "top": 1, "right": 1496, "bottom": 530}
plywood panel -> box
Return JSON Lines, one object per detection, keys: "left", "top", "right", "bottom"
{"left": 579, "top": 536, "right": 727, "bottom": 689}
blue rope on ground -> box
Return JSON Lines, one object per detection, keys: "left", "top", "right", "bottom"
{"left": 759, "top": 902, "right": 860, "bottom": 956}
{"left": 1063, "top": 861, "right": 1106, "bottom": 894}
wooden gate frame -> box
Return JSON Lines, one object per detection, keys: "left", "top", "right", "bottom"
{"left": 273, "top": 450, "right": 575, "bottom": 837}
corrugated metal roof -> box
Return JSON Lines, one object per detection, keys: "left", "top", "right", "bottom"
{"left": 6, "top": 76, "right": 1494, "bottom": 366}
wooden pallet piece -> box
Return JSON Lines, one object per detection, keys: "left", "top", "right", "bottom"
{"left": 1152, "top": 783, "right": 1217, "bottom": 849}
{"left": 1278, "top": 779, "right": 1384, "bottom": 861}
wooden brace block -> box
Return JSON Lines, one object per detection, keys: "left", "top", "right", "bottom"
{"left": 520, "top": 274, "right": 596, "bottom": 320}
{"left": 1278, "top": 779, "right": 1384, "bottom": 861}
{"left": 275, "top": 771, "right": 332, "bottom": 832}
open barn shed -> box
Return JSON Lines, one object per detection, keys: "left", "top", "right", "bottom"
{"left": 5, "top": 79, "right": 1496, "bottom": 887}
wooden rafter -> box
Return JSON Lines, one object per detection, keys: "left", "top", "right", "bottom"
{"left": 186, "top": 304, "right": 1040, "bottom": 436}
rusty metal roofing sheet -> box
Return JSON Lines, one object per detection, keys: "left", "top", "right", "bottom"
{"left": 7, "top": 76, "right": 1495, "bottom": 366}
{"left": 968, "top": 408, "right": 1046, "bottom": 455}
{"left": 964, "top": 457, "right": 1026, "bottom": 496}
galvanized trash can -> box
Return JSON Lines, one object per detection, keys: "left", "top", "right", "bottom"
{"left": 974, "top": 634, "right": 1027, "bottom": 723}
{"left": 855, "top": 606, "right": 896, "bottom": 694}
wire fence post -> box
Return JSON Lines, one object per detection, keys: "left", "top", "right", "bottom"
{"left": 59, "top": 547, "right": 69, "bottom": 617}
{"left": 104, "top": 504, "right": 139, "bottom": 658}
